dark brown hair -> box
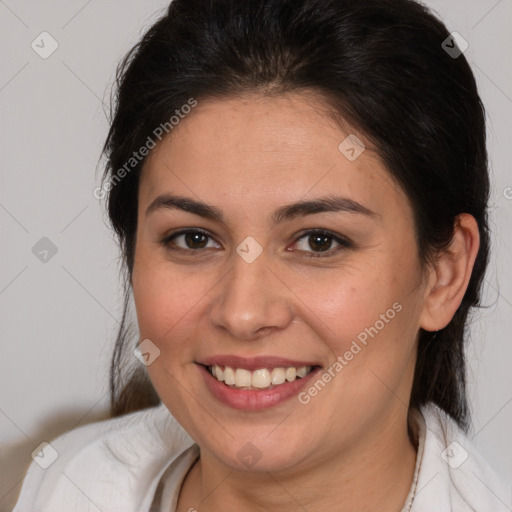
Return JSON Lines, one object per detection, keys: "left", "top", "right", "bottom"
{"left": 102, "top": 0, "right": 489, "bottom": 431}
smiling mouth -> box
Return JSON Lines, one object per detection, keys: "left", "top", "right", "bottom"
{"left": 205, "top": 364, "right": 318, "bottom": 390}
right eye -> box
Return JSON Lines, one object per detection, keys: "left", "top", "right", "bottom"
{"left": 161, "top": 229, "right": 221, "bottom": 254}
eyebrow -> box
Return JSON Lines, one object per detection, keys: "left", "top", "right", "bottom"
{"left": 145, "top": 193, "right": 378, "bottom": 224}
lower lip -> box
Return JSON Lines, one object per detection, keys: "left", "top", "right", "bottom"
{"left": 198, "top": 364, "right": 322, "bottom": 411}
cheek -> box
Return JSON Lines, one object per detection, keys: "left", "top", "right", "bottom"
{"left": 286, "top": 261, "right": 399, "bottom": 348}
{"left": 303, "top": 252, "right": 420, "bottom": 376}
{"left": 132, "top": 265, "right": 177, "bottom": 339}
{"left": 131, "top": 250, "right": 220, "bottom": 357}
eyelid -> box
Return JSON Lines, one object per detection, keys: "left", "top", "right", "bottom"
{"left": 161, "top": 228, "right": 220, "bottom": 252}
{"left": 290, "top": 229, "right": 352, "bottom": 258}
{"left": 161, "top": 228, "right": 352, "bottom": 257}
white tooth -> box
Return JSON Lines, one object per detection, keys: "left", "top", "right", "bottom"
{"left": 285, "top": 367, "right": 297, "bottom": 382}
{"left": 235, "top": 368, "right": 252, "bottom": 387}
{"left": 214, "top": 364, "right": 224, "bottom": 381}
{"left": 224, "top": 366, "right": 236, "bottom": 385}
{"left": 218, "top": 366, "right": 307, "bottom": 388}
{"left": 252, "top": 369, "right": 271, "bottom": 389}
{"left": 296, "top": 366, "right": 308, "bottom": 378}
{"left": 271, "top": 368, "right": 286, "bottom": 385}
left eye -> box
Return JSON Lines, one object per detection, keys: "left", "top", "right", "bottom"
{"left": 291, "top": 230, "right": 351, "bottom": 258}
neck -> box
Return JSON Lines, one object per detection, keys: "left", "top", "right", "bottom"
{"left": 177, "top": 407, "right": 418, "bottom": 512}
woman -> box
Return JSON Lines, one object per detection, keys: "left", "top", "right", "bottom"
{"left": 14, "top": 0, "right": 512, "bottom": 510}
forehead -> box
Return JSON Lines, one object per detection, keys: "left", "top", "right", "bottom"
{"left": 139, "top": 93, "right": 409, "bottom": 221}
{"left": 149, "top": 93, "right": 351, "bottom": 159}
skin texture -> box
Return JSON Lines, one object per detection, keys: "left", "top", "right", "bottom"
{"left": 131, "top": 92, "right": 480, "bottom": 511}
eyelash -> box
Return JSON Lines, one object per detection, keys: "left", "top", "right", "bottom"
{"left": 160, "top": 228, "right": 352, "bottom": 259}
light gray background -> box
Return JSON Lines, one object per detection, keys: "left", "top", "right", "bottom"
{"left": 0, "top": 0, "right": 511, "bottom": 510}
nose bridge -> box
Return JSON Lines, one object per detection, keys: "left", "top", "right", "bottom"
{"left": 209, "top": 242, "right": 293, "bottom": 340}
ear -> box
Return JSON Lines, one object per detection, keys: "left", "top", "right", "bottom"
{"left": 419, "top": 213, "right": 480, "bottom": 332}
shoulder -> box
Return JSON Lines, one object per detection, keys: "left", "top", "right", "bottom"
{"left": 410, "top": 402, "right": 512, "bottom": 512}
{"left": 13, "top": 404, "right": 195, "bottom": 512}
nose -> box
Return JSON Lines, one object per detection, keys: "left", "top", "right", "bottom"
{"left": 208, "top": 248, "right": 294, "bottom": 341}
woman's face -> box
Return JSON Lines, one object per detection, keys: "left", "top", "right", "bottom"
{"left": 132, "top": 92, "right": 428, "bottom": 472}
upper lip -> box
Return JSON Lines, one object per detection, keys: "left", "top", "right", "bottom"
{"left": 198, "top": 355, "right": 321, "bottom": 371}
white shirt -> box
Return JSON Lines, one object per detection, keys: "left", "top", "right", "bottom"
{"left": 13, "top": 402, "right": 512, "bottom": 511}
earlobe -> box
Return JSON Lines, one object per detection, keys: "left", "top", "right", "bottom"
{"left": 419, "top": 214, "right": 480, "bottom": 332}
